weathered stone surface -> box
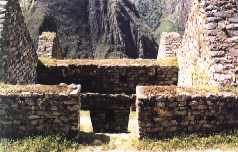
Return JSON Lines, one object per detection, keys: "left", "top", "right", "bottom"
{"left": 178, "top": 0, "right": 238, "bottom": 87}
{"left": 37, "top": 32, "right": 63, "bottom": 59}
{"left": 37, "top": 59, "right": 178, "bottom": 94}
{"left": 136, "top": 86, "right": 238, "bottom": 139}
{"left": 0, "top": 0, "right": 37, "bottom": 84}
{"left": 82, "top": 93, "right": 132, "bottom": 133}
{"left": 0, "top": 84, "right": 81, "bottom": 137}
{"left": 157, "top": 32, "right": 181, "bottom": 59}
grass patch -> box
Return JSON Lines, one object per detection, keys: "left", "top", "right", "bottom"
{"left": 186, "top": 85, "right": 238, "bottom": 96}
{"left": 39, "top": 57, "right": 178, "bottom": 67}
{"left": 142, "top": 85, "right": 238, "bottom": 97}
{"left": 2, "top": 132, "right": 238, "bottom": 152}
{"left": 0, "top": 83, "right": 71, "bottom": 94}
{"left": 1, "top": 111, "right": 238, "bottom": 151}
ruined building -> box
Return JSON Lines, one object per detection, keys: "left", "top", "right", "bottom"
{"left": 178, "top": 0, "right": 238, "bottom": 88}
{"left": 0, "top": 0, "right": 37, "bottom": 84}
{"left": 1, "top": 0, "right": 238, "bottom": 140}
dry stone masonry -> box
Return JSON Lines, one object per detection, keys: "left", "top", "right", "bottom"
{"left": 37, "top": 58, "right": 178, "bottom": 133}
{"left": 37, "top": 59, "right": 178, "bottom": 94}
{"left": 81, "top": 93, "right": 132, "bottom": 133}
{"left": 37, "top": 32, "right": 63, "bottom": 59}
{"left": 136, "top": 86, "right": 238, "bottom": 139}
{"left": 0, "top": 84, "right": 81, "bottom": 138}
{"left": 4, "top": 0, "right": 238, "bottom": 140}
{"left": 178, "top": 0, "right": 238, "bottom": 88}
{"left": 0, "top": 0, "right": 37, "bottom": 84}
{"left": 157, "top": 32, "right": 181, "bottom": 59}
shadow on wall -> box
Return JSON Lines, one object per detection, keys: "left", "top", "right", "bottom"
{"left": 39, "top": 16, "right": 58, "bottom": 34}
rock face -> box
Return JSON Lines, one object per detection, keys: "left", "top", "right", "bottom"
{"left": 178, "top": 0, "right": 238, "bottom": 87}
{"left": 133, "top": 0, "right": 164, "bottom": 29}
{"left": 24, "top": 0, "right": 158, "bottom": 59}
{"left": 134, "top": 0, "right": 191, "bottom": 31}
{"left": 0, "top": 0, "right": 37, "bottom": 84}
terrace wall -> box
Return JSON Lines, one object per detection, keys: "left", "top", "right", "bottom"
{"left": 37, "top": 62, "right": 178, "bottom": 94}
{"left": 0, "top": 91, "right": 80, "bottom": 137}
{"left": 137, "top": 86, "right": 238, "bottom": 139}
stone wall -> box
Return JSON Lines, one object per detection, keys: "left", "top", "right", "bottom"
{"left": 81, "top": 93, "right": 132, "bottom": 133}
{"left": 0, "top": 0, "right": 37, "bottom": 84}
{"left": 157, "top": 32, "right": 181, "bottom": 59}
{"left": 137, "top": 86, "right": 238, "bottom": 139}
{"left": 37, "top": 59, "right": 178, "bottom": 94}
{"left": 37, "top": 32, "right": 63, "bottom": 59}
{"left": 0, "top": 84, "right": 81, "bottom": 137}
{"left": 178, "top": 0, "right": 238, "bottom": 88}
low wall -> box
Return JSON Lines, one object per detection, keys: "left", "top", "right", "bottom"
{"left": 137, "top": 86, "right": 238, "bottom": 139}
{"left": 81, "top": 93, "right": 132, "bottom": 133}
{"left": 0, "top": 84, "right": 81, "bottom": 137}
{"left": 37, "top": 59, "right": 178, "bottom": 94}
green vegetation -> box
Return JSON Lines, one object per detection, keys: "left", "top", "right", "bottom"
{"left": 156, "top": 20, "right": 177, "bottom": 33}
{"left": 39, "top": 57, "right": 178, "bottom": 67}
{"left": 1, "top": 111, "right": 238, "bottom": 151}
{"left": 154, "top": 20, "right": 178, "bottom": 42}
{"left": 156, "top": 57, "right": 178, "bottom": 67}
{"left": 0, "top": 83, "right": 23, "bottom": 93}
{"left": 0, "top": 83, "right": 69, "bottom": 94}
{"left": 180, "top": 85, "right": 238, "bottom": 96}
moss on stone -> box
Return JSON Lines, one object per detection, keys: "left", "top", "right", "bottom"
{"left": 142, "top": 85, "right": 238, "bottom": 97}
{"left": 0, "top": 83, "right": 72, "bottom": 94}
{"left": 39, "top": 57, "right": 178, "bottom": 67}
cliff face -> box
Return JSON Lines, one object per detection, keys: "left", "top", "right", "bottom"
{"left": 22, "top": 0, "right": 158, "bottom": 59}
{"left": 134, "top": 0, "right": 191, "bottom": 38}
{"left": 26, "top": 0, "right": 92, "bottom": 58}
{"left": 89, "top": 0, "right": 157, "bottom": 59}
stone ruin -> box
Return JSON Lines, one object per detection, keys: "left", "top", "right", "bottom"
{"left": 157, "top": 32, "right": 182, "bottom": 59}
{"left": 0, "top": 84, "right": 81, "bottom": 137}
{"left": 37, "top": 32, "right": 63, "bottom": 59}
{"left": 0, "top": 0, "right": 37, "bottom": 84}
{"left": 178, "top": 0, "right": 238, "bottom": 88}
{"left": 137, "top": 0, "right": 238, "bottom": 139}
{"left": 1, "top": 0, "right": 238, "bottom": 140}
